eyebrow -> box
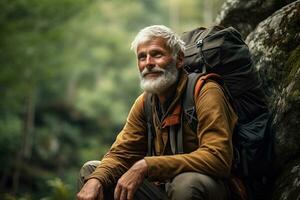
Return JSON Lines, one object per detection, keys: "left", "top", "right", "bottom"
{"left": 137, "top": 52, "right": 146, "bottom": 57}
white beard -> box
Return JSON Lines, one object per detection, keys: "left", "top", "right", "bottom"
{"left": 139, "top": 60, "right": 179, "bottom": 94}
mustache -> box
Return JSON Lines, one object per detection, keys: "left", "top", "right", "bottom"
{"left": 141, "top": 66, "right": 165, "bottom": 77}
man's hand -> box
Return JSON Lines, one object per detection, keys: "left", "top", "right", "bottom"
{"left": 77, "top": 178, "right": 103, "bottom": 200}
{"left": 114, "top": 159, "right": 148, "bottom": 200}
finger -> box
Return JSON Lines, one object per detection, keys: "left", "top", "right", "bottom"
{"left": 127, "top": 188, "right": 134, "bottom": 200}
{"left": 119, "top": 188, "right": 127, "bottom": 200}
{"left": 114, "top": 184, "right": 121, "bottom": 200}
{"left": 97, "top": 187, "right": 104, "bottom": 200}
{"left": 76, "top": 191, "right": 84, "bottom": 200}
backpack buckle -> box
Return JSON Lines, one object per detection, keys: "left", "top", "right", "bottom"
{"left": 196, "top": 39, "right": 203, "bottom": 47}
{"left": 184, "top": 107, "right": 197, "bottom": 124}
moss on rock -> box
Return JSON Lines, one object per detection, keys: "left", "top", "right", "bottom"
{"left": 284, "top": 45, "right": 300, "bottom": 104}
{"left": 285, "top": 45, "right": 300, "bottom": 82}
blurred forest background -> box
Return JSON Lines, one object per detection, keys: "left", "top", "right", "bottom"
{"left": 0, "top": 0, "right": 224, "bottom": 199}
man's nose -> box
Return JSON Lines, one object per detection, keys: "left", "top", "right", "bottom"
{"left": 146, "top": 55, "right": 155, "bottom": 69}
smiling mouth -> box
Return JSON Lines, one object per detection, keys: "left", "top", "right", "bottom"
{"left": 143, "top": 71, "right": 163, "bottom": 78}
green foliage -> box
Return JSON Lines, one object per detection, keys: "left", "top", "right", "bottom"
{"left": 43, "top": 178, "right": 72, "bottom": 200}
{"left": 33, "top": 115, "right": 81, "bottom": 166}
{"left": 0, "top": 115, "right": 22, "bottom": 156}
{"left": 2, "top": 193, "right": 32, "bottom": 200}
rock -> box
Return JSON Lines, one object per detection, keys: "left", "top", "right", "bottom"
{"left": 216, "top": 0, "right": 300, "bottom": 199}
{"left": 246, "top": 1, "right": 300, "bottom": 170}
{"left": 240, "top": 1, "right": 300, "bottom": 199}
{"left": 216, "top": 0, "right": 300, "bottom": 200}
{"left": 216, "top": 0, "right": 297, "bottom": 37}
{"left": 272, "top": 159, "right": 300, "bottom": 200}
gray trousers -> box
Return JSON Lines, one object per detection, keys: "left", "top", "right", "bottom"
{"left": 78, "top": 160, "right": 228, "bottom": 200}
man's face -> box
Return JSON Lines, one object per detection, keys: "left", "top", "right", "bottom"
{"left": 136, "top": 37, "right": 181, "bottom": 94}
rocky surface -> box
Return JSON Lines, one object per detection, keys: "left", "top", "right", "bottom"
{"left": 246, "top": 0, "right": 300, "bottom": 170}
{"left": 216, "top": 0, "right": 297, "bottom": 37}
{"left": 272, "top": 159, "right": 300, "bottom": 200}
{"left": 217, "top": 0, "right": 300, "bottom": 199}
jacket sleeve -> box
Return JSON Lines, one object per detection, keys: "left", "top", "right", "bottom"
{"left": 144, "top": 81, "right": 238, "bottom": 181}
{"left": 87, "top": 94, "right": 148, "bottom": 186}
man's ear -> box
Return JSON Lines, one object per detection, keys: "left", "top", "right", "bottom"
{"left": 176, "top": 51, "right": 184, "bottom": 69}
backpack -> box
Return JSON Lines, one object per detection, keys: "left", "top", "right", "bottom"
{"left": 144, "top": 26, "right": 274, "bottom": 200}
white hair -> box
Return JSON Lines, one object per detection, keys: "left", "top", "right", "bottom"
{"left": 131, "top": 25, "right": 185, "bottom": 56}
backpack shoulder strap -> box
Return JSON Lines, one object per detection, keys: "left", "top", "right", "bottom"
{"left": 176, "top": 73, "right": 203, "bottom": 153}
{"left": 177, "top": 72, "right": 221, "bottom": 153}
{"left": 182, "top": 73, "right": 203, "bottom": 132}
{"left": 144, "top": 93, "right": 154, "bottom": 156}
{"left": 182, "top": 73, "right": 222, "bottom": 132}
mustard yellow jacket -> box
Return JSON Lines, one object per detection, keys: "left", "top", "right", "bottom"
{"left": 88, "top": 72, "right": 238, "bottom": 187}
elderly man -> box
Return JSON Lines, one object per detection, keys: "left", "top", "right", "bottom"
{"left": 77, "top": 25, "right": 237, "bottom": 200}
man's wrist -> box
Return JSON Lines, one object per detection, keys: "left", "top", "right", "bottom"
{"left": 87, "top": 178, "right": 102, "bottom": 190}
{"left": 134, "top": 159, "right": 148, "bottom": 178}
{"left": 142, "top": 159, "right": 149, "bottom": 178}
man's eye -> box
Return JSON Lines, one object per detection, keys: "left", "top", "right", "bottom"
{"left": 138, "top": 55, "right": 146, "bottom": 61}
{"left": 154, "top": 53, "right": 162, "bottom": 58}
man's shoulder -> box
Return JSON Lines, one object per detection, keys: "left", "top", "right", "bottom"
{"left": 192, "top": 78, "right": 230, "bottom": 109}
{"left": 133, "top": 93, "right": 146, "bottom": 106}
{"left": 126, "top": 93, "right": 147, "bottom": 121}
{"left": 131, "top": 93, "right": 147, "bottom": 113}
{"left": 197, "top": 79, "right": 224, "bottom": 97}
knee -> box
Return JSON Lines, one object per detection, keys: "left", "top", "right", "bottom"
{"left": 167, "top": 172, "right": 222, "bottom": 200}
{"left": 79, "top": 160, "right": 101, "bottom": 178}
{"left": 78, "top": 160, "right": 101, "bottom": 191}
